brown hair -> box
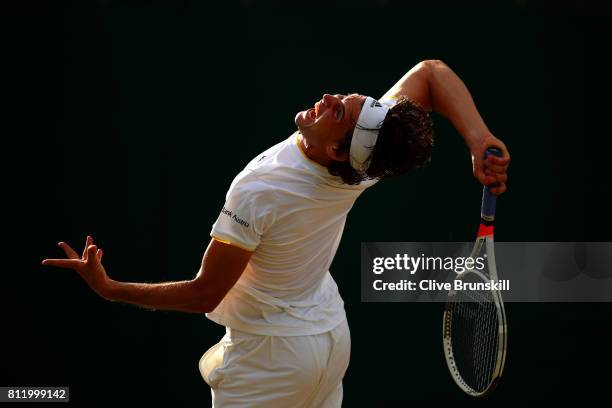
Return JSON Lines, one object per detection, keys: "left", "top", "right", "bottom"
{"left": 327, "top": 96, "right": 434, "bottom": 184}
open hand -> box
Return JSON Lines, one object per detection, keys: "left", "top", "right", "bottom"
{"left": 42, "top": 236, "right": 111, "bottom": 299}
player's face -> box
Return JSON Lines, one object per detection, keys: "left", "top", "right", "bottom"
{"left": 295, "top": 93, "right": 366, "bottom": 163}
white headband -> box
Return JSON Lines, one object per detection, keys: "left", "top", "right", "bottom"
{"left": 349, "top": 96, "right": 390, "bottom": 172}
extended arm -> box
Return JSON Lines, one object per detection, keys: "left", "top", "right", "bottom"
{"left": 42, "top": 236, "right": 252, "bottom": 313}
{"left": 380, "top": 60, "right": 510, "bottom": 194}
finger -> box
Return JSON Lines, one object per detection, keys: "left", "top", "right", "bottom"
{"left": 485, "top": 166, "right": 509, "bottom": 175}
{"left": 58, "top": 242, "right": 80, "bottom": 259}
{"left": 82, "top": 236, "right": 93, "bottom": 260}
{"left": 485, "top": 163, "right": 508, "bottom": 174}
{"left": 41, "top": 259, "right": 84, "bottom": 269}
{"left": 477, "top": 174, "right": 496, "bottom": 186}
{"left": 487, "top": 156, "right": 510, "bottom": 165}
{"left": 485, "top": 157, "right": 509, "bottom": 171}
{"left": 86, "top": 245, "right": 98, "bottom": 265}
{"left": 480, "top": 170, "right": 497, "bottom": 185}
{"left": 473, "top": 157, "right": 486, "bottom": 181}
{"left": 97, "top": 248, "right": 103, "bottom": 261}
{"left": 494, "top": 173, "right": 508, "bottom": 183}
{"left": 490, "top": 183, "right": 507, "bottom": 196}
{"left": 492, "top": 186, "right": 506, "bottom": 195}
{"left": 488, "top": 141, "right": 509, "bottom": 157}
{"left": 485, "top": 169, "right": 508, "bottom": 184}
{"left": 475, "top": 169, "right": 486, "bottom": 183}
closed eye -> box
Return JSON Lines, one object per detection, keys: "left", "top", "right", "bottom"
{"left": 335, "top": 104, "right": 344, "bottom": 121}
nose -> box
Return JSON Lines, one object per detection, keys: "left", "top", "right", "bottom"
{"left": 322, "top": 94, "right": 340, "bottom": 106}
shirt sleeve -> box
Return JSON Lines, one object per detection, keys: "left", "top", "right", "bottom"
{"left": 210, "top": 175, "right": 276, "bottom": 252}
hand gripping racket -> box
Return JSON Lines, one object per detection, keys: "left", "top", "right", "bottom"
{"left": 442, "top": 148, "right": 508, "bottom": 396}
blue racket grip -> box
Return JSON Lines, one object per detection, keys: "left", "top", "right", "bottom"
{"left": 481, "top": 148, "right": 503, "bottom": 220}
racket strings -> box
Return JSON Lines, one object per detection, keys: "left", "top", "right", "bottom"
{"left": 451, "top": 286, "right": 500, "bottom": 394}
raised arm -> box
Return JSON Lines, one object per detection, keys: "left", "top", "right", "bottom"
{"left": 42, "top": 236, "right": 252, "bottom": 313}
{"left": 380, "top": 60, "right": 510, "bottom": 195}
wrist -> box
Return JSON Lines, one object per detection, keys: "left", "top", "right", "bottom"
{"left": 99, "top": 278, "right": 120, "bottom": 301}
{"left": 466, "top": 129, "right": 494, "bottom": 151}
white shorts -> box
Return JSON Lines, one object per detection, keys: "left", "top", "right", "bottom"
{"left": 199, "top": 319, "right": 351, "bottom": 408}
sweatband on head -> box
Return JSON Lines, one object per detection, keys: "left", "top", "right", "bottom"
{"left": 349, "top": 96, "right": 390, "bottom": 172}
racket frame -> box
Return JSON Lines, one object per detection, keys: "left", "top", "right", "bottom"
{"left": 442, "top": 147, "right": 508, "bottom": 396}
{"left": 442, "top": 236, "right": 508, "bottom": 396}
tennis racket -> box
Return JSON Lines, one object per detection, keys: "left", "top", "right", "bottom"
{"left": 442, "top": 148, "right": 508, "bottom": 397}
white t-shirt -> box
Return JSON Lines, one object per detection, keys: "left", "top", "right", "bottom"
{"left": 207, "top": 132, "right": 377, "bottom": 336}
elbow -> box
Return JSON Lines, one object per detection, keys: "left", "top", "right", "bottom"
{"left": 185, "top": 294, "right": 221, "bottom": 314}
{"left": 189, "top": 289, "right": 224, "bottom": 314}
{"left": 417, "top": 59, "right": 447, "bottom": 78}
{"left": 183, "top": 277, "right": 218, "bottom": 313}
{"left": 420, "top": 59, "right": 446, "bottom": 69}
{"left": 198, "top": 300, "right": 220, "bottom": 314}
{"left": 183, "top": 300, "right": 217, "bottom": 314}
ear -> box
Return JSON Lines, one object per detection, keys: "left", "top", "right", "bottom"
{"left": 326, "top": 144, "right": 349, "bottom": 162}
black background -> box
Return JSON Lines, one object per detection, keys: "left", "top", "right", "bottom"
{"left": 6, "top": 0, "right": 612, "bottom": 406}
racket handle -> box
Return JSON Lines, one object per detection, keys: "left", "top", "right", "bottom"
{"left": 481, "top": 148, "right": 503, "bottom": 221}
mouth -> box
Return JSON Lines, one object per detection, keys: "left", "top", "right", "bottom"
{"left": 307, "top": 108, "right": 316, "bottom": 119}
{"left": 296, "top": 99, "right": 323, "bottom": 128}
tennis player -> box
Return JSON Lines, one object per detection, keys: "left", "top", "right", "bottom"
{"left": 43, "top": 60, "right": 510, "bottom": 407}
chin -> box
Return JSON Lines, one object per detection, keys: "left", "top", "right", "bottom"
{"left": 295, "top": 108, "right": 317, "bottom": 130}
{"left": 294, "top": 112, "right": 304, "bottom": 128}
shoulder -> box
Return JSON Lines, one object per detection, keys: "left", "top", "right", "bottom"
{"left": 245, "top": 134, "right": 295, "bottom": 171}
{"left": 227, "top": 134, "right": 296, "bottom": 194}
{"left": 228, "top": 170, "right": 275, "bottom": 201}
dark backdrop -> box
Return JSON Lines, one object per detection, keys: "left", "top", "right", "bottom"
{"left": 6, "top": 0, "right": 612, "bottom": 406}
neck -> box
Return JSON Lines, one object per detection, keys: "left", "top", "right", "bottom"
{"left": 298, "top": 133, "right": 330, "bottom": 167}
